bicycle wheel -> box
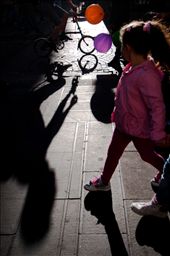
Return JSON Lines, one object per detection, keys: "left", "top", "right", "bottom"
{"left": 34, "top": 38, "right": 52, "bottom": 57}
{"left": 78, "top": 54, "right": 98, "bottom": 74}
{"left": 78, "top": 35, "right": 95, "bottom": 54}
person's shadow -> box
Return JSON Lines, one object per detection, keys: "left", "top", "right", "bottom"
{"left": 90, "top": 74, "right": 117, "bottom": 123}
{"left": 135, "top": 215, "right": 170, "bottom": 256}
{"left": 84, "top": 191, "right": 128, "bottom": 256}
{"left": 0, "top": 66, "right": 78, "bottom": 243}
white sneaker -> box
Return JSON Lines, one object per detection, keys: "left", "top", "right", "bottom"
{"left": 131, "top": 201, "right": 168, "bottom": 218}
{"left": 84, "top": 177, "right": 111, "bottom": 192}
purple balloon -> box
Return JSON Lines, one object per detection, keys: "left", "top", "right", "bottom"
{"left": 94, "top": 33, "right": 112, "bottom": 53}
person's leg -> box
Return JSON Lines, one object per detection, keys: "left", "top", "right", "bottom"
{"left": 156, "top": 154, "right": 170, "bottom": 210}
{"left": 133, "top": 137, "right": 165, "bottom": 191}
{"left": 84, "top": 128, "right": 131, "bottom": 191}
{"left": 133, "top": 137, "right": 165, "bottom": 172}
{"left": 101, "top": 128, "right": 131, "bottom": 184}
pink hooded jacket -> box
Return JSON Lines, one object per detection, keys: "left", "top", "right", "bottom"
{"left": 114, "top": 59, "right": 166, "bottom": 141}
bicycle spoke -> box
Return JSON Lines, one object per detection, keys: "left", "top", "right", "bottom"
{"left": 78, "top": 36, "right": 95, "bottom": 54}
{"left": 78, "top": 54, "right": 98, "bottom": 74}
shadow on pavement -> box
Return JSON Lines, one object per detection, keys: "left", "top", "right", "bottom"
{"left": 1, "top": 64, "right": 77, "bottom": 183}
{"left": 0, "top": 67, "right": 78, "bottom": 242}
{"left": 84, "top": 191, "right": 129, "bottom": 256}
{"left": 90, "top": 74, "right": 118, "bottom": 123}
{"left": 136, "top": 215, "right": 170, "bottom": 256}
{"left": 20, "top": 167, "right": 56, "bottom": 243}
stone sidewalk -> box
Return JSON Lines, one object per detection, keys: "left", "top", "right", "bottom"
{"left": 1, "top": 17, "right": 170, "bottom": 256}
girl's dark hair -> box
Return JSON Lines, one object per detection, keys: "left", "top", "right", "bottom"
{"left": 120, "top": 20, "right": 170, "bottom": 69}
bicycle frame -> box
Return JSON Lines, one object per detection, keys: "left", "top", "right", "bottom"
{"left": 54, "top": 3, "right": 93, "bottom": 49}
{"left": 34, "top": 4, "right": 97, "bottom": 73}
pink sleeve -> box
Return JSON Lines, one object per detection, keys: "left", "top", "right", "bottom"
{"left": 139, "top": 72, "right": 166, "bottom": 141}
{"left": 111, "top": 111, "right": 115, "bottom": 122}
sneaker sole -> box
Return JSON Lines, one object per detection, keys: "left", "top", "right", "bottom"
{"left": 151, "top": 181, "right": 160, "bottom": 193}
{"left": 131, "top": 205, "right": 168, "bottom": 218}
{"left": 84, "top": 184, "right": 111, "bottom": 192}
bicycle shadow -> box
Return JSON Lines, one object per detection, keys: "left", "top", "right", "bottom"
{"left": 135, "top": 215, "right": 170, "bottom": 255}
{"left": 0, "top": 72, "right": 78, "bottom": 242}
{"left": 84, "top": 191, "right": 128, "bottom": 256}
{"left": 90, "top": 74, "right": 118, "bottom": 123}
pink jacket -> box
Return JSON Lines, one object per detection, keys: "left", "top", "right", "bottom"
{"left": 114, "top": 59, "right": 166, "bottom": 141}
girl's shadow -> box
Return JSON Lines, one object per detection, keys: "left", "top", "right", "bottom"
{"left": 84, "top": 191, "right": 128, "bottom": 256}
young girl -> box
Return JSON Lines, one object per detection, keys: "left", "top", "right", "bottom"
{"left": 84, "top": 19, "right": 170, "bottom": 192}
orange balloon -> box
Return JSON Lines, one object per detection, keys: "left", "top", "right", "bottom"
{"left": 85, "top": 4, "right": 104, "bottom": 25}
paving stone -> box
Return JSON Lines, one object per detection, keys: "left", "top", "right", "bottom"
{"left": 46, "top": 121, "right": 84, "bottom": 199}
{"left": 122, "top": 234, "right": 130, "bottom": 256}
{"left": 0, "top": 179, "right": 28, "bottom": 199}
{"left": 40, "top": 86, "right": 77, "bottom": 127}
{"left": 9, "top": 200, "right": 65, "bottom": 256}
{"left": 47, "top": 122, "right": 77, "bottom": 153}
{"left": 46, "top": 152, "right": 72, "bottom": 199}
{"left": 65, "top": 110, "right": 92, "bottom": 122}
{"left": 87, "top": 121, "right": 113, "bottom": 136}
{"left": 40, "top": 88, "right": 64, "bottom": 126}
{"left": 120, "top": 152, "right": 155, "bottom": 199}
{"left": 84, "top": 122, "right": 113, "bottom": 172}
{"left": 0, "top": 235, "right": 14, "bottom": 256}
{"left": 125, "top": 142, "right": 137, "bottom": 152}
{"left": 0, "top": 198, "right": 25, "bottom": 235}
{"left": 60, "top": 200, "right": 80, "bottom": 255}
{"left": 111, "top": 167, "right": 127, "bottom": 234}
{"left": 69, "top": 151, "right": 84, "bottom": 198}
{"left": 78, "top": 234, "right": 112, "bottom": 256}
{"left": 0, "top": 180, "right": 28, "bottom": 235}
{"left": 73, "top": 123, "right": 86, "bottom": 153}
{"left": 85, "top": 136, "right": 111, "bottom": 172}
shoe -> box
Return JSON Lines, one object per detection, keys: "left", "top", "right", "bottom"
{"left": 131, "top": 201, "right": 168, "bottom": 218}
{"left": 84, "top": 177, "right": 111, "bottom": 192}
{"left": 151, "top": 172, "right": 161, "bottom": 193}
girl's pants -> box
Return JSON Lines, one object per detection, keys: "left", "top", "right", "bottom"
{"left": 101, "top": 128, "right": 165, "bottom": 185}
{"left": 156, "top": 154, "right": 170, "bottom": 210}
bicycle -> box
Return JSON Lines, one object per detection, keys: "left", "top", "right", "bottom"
{"left": 33, "top": 3, "right": 98, "bottom": 73}
{"left": 53, "top": 1, "right": 95, "bottom": 55}
{"left": 34, "top": 3, "right": 95, "bottom": 54}
{"left": 75, "top": 16, "right": 98, "bottom": 73}
{"left": 75, "top": 17, "right": 95, "bottom": 54}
